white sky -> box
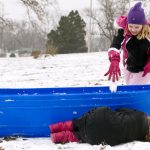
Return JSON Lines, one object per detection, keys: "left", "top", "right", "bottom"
{"left": 1, "top": 0, "right": 27, "bottom": 20}
{"left": 58, "top": 0, "right": 90, "bottom": 10}
{"left": 1, "top": 0, "right": 98, "bottom": 21}
{"left": 1, "top": 0, "right": 149, "bottom": 21}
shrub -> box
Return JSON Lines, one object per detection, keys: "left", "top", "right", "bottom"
{"left": 45, "top": 42, "right": 58, "bottom": 56}
{"left": 10, "top": 53, "right": 16, "bottom": 57}
{"left": 31, "top": 50, "right": 41, "bottom": 59}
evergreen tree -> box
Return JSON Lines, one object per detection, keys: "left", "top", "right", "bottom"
{"left": 47, "top": 10, "right": 87, "bottom": 54}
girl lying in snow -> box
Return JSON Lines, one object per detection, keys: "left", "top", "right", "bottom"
{"left": 49, "top": 107, "right": 150, "bottom": 146}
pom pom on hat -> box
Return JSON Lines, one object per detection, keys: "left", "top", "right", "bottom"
{"left": 127, "top": 2, "right": 146, "bottom": 25}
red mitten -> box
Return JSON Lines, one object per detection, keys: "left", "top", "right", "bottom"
{"left": 104, "top": 60, "right": 121, "bottom": 82}
{"left": 104, "top": 50, "right": 121, "bottom": 82}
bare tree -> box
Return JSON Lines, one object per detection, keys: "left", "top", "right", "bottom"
{"left": 0, "top": 0, "right": 59, "bottom": 28}
{"left": 84, "top": 0, "right": 130, "bottom": 51}
{"left": 4, "top": 20, "right": 46, "bottom": 52}
{"left": 20, "top": 0, "right": 59, "bottom": 21}
{"left": 0, "top": 2, "right": 14, "bottom": 52}
{"left": 142, "top": 0, "right": 150, "bottom": 19}
{"left": 85, "top": 0, "right": 129, "bottom": 43}
{"left": 0, "top": 0, "right": 60, "bottom": 52}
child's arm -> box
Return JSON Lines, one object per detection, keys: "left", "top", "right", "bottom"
{"left": 104, "top": 29, "right": 124, "bottom": 82}
{"left": 142, "top": 48, "right": 150, "bottom": 77}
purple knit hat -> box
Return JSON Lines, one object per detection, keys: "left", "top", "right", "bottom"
{"left": 127, "top": 2, "right": 146, "bottom": 24}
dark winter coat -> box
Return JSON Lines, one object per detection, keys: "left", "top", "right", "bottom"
{"left": 72, "top": 107, "right": 149, "bottom": 146}
{"left": 111, "top": 29, "right": 150, "bottom": 73}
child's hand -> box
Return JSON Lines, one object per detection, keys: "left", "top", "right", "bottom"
{"left": 104, "top": 60, "right": 121, "bottom": 82}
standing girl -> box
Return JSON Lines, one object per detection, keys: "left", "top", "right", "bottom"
{"left": 104, "top": 2, "right": 150, "bottom": 85}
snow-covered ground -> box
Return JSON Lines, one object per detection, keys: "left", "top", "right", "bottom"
{"left": 0, "top": 52, "right": 150, "bottom": 150}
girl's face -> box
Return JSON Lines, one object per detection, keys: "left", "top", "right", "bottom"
{"left": 128, "top": 24, "right": 143, "bottom": 35}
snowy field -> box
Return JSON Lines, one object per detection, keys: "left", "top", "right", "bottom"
{"left": 0, "top": 52, "right": 114, "bottom": 88}
{"left": 0, "top": 52, "right": 150, "bottom": 150}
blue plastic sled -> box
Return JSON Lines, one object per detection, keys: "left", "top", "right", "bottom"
{"left": 0, "top": 84, "right": 150, "bottom": 137}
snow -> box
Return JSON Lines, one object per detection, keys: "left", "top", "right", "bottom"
{"left": 109, "top": 82, "right": 118, "bottom": 93}
{"left": 0, "top": 52, "right": 150, "bottom": 149}
{"left": 0, "top": 52, "right": 116, "bottom": 88}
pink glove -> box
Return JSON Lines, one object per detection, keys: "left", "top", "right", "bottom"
{"left": 142, "top": 62, "right": 150, "bottom": 77}
{"left": 104, "top": 59, "right": 121, "bottom": 82}
{"left": 104, "top": 50, "right": 121, "bottom": 82}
